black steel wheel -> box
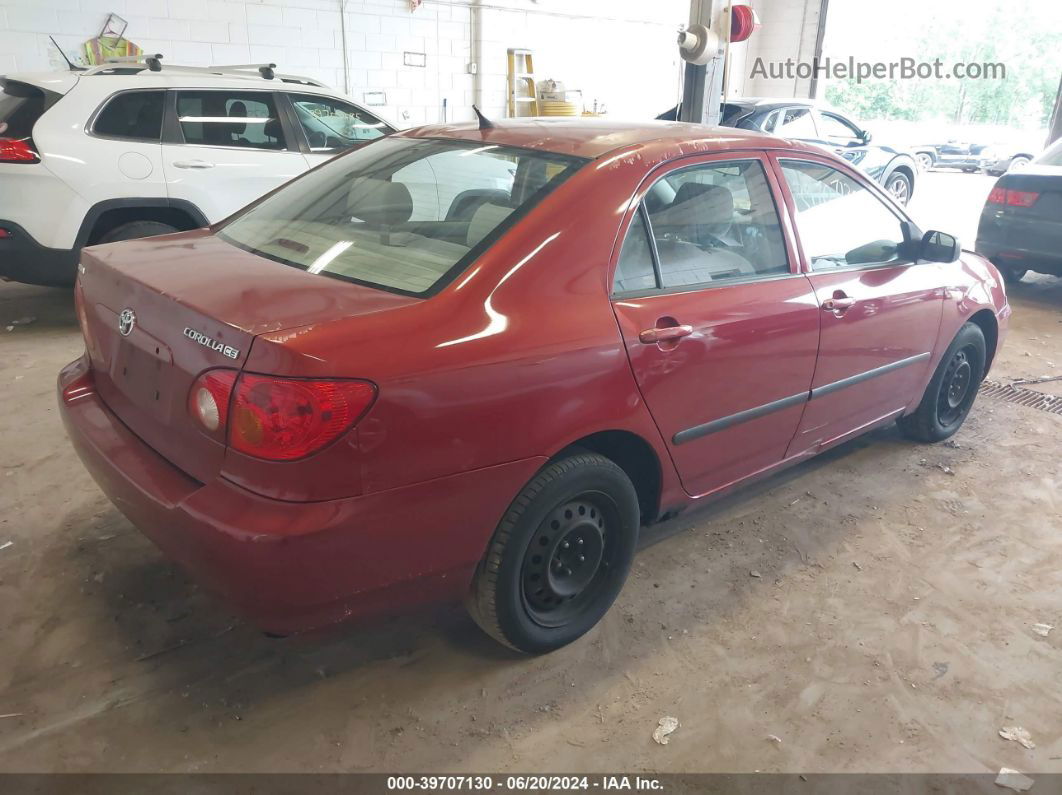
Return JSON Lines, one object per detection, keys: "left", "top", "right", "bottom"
{"left": 467, "top": 452, "right": 639, "bottom": 654}
{"left": 898, "top": 322, "right": 987, "bottom": 442}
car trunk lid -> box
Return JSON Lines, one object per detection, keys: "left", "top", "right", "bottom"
{"left": 77, "top": 230, "right": 418, "bottom": 483}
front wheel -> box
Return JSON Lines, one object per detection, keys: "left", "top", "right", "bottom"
{"left": 885, "top": 172, "right": 912, "bottom": 205}
{"left": 915, "top": 153, "right": 934, "bottom": 171}
{"left": 898, "top": 322, "right": 986, "bottom": 443}
{"left": 467, "top": 452, "right": 640, "bottom": 654}
{"left": 1008, "top": 156, "right": 1031, "bottom": 172}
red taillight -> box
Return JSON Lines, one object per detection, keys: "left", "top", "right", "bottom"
{"left": 189, "top": 370, "right": 237, "bottom": 435}
{"left": 987, "top": 186, "right": 1040, "bottom": 207}
{"left": 1006, "top": 189, "right": 1039, "bottom": 208}
{"left": 0, "top": 137, "right": 40, "bottom": 163}
{"left": 229, "top": 374, "right": 376, "bottom": 461}
{"left": 0, "top": 228, "right": 11, "bottom": 239}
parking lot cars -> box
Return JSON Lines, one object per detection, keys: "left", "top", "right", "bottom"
{"left": 0, "top": 61, "right": 395, "bottom": 287}
{"left": 714, "top": 98, "right": 919, "bottom": 205}
{"left": 59, "top": 119, "right": 1008, "bottom": 653}
{"left": 977, "top": 137, "right": 1062, "bottom": 282}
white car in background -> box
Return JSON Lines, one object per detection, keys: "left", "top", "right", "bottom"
{"left": 0, "top": 61, "right": 406, "bottom": 286}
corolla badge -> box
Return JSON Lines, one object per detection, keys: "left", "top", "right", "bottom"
{"left": 118, "top": 308, "right": 136, "bottom": 337}
{"left": 183, "top": 327, "right": 240, "bottom": 360}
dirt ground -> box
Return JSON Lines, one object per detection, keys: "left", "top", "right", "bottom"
{"left": 0, "top": 172, "right": 1059, "bottom": 773}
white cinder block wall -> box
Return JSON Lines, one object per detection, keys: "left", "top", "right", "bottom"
{"left": 0, "top": 0, "right": 692, "bottom": 126}
{"left": 734, "top": 0, "right": 824, "bottom": 98}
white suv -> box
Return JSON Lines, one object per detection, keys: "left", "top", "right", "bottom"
{"left": 0, "top": 61, "right": 395, "bottom": 286}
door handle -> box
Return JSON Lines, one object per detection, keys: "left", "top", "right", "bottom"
{"left": 822, "top": 296, "right": 857, "bottom": 311}
{"left": 639, "top": 324, "right": 693, "bottom": 344}
{"left": 172, "top": 159, "right": 215, "bottom": 169}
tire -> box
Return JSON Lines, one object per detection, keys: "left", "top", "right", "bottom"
{"left": 898, "top": 322, "right": 986, "bottom": 443}
{"left": 98, "top": 220, "right": 179, "bottom": 244}
{"left": 467, "top": 452, "right": 640, "bottom": 654}
{"left": 915, "top": 153, "right": 934, "bottom": 171}
{"left": 1008, "top": 156, "right": 1031, "bottom": 172}
{"left": 999, "top": 265, "right": 1027, "bottom": 284}
{"left": 885, "top": 171, "right": 912, "bottom": 205}
{"left": 961, "top": 167, "right": 978, "bottom": 173}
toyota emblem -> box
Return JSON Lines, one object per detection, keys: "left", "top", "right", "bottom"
{"left": 118, "top": 308, "right": 136, "bottom": 337}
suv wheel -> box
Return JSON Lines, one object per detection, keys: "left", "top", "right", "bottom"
{"left": 915, "top": 153, "right": 934, "bottom": 171}
{"left": 898, "top": 322, "right": 986, "bottom": 443}
{"left": 98, "top": 221, "right": 179, "bottom": 244}
{"left": 885, "top": 172, "right": 912, "bottom": 205}
{"left": 467, "top": 452, "right": 639, "bottom": 654}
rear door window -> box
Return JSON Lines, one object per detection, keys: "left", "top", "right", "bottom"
{"left": 176, "top": 91, "right": 286, "bottom": 150}
{"left": 289, "top": 94, "right": 392, "bottom": 152}
{"left": 0, "top": 80, "right": 51, "bottom": 139}
{"left": 93, "top": 91, "right": 164, "bottom": 141}
{"left": 641, "top": 159, "right": 790, "bottom": 288}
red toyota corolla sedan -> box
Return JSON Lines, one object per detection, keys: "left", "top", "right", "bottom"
{"left": 59, "top": 119, "right": 1009, "bottom": 653}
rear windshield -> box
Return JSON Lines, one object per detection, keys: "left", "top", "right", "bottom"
{"left": 219, "top": 137, "right": 585, "bottom": 296}
{"left": 0, "top": 80, "right": 50, "bottom": 139}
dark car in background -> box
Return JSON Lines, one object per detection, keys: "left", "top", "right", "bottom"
{"left": 976, "top": 138, "right": 1062, "bottom": 283}
{"left": 716, "top": 99, "right": 919, "bottom": 205}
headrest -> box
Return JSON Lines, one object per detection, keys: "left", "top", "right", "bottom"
{"left": 347, "top": 179, "right": 414, "bottom": 226}
{"left": 467, "top": 202, "right": 514, "bottom": 247}
{"left": 264, "top": 118, "right": 282, "bottom": 142}
{"left": 228, "top": 101, "right": 247, "bottom": 135}
{"left": 666, "top": 182, "right": 734, "bottom": 225}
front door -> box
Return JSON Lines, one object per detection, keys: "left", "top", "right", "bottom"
{"left": 775, "top": 156, "right": 944, "bottom": 455}
{"left": 610, "top": 154, "right": 820, "bottom": 497}
{"left": 162, "top": 89, "right": 308, "bottom": 223}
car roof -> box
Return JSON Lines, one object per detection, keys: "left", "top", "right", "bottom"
{"left": 403, "top": 117, "right": 806, "bottom": 160}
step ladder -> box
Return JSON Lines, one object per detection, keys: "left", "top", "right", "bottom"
{"left": 507, "top": 49, "right": 539, "bottom": 118}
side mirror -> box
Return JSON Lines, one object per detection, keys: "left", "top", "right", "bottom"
{"left": 920, "top": 230, "right": 960, "bottom": 263}
{"left": 860, "top": 130, "right": 873, "bottom": 144}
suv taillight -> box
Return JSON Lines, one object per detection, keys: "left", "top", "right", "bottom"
{"left": 0, "top": 137, "right": 40, "bottom": 163}
{"left": 189, "top": 371, "right": 376, "bottom": 461}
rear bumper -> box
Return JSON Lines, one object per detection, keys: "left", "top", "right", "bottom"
{"left": 977, "top": 218, "right": 1062, "bottom": 275}
{"left": 0, "top": 219, "right": 78, "bottom": 286}
{"left": 58, "top": 355, "right": 546, "bottom": 635}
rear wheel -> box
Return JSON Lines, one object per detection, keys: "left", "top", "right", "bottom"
{"left": 915, "top": 152, "right": 934, "bottom": 171}
{"left": 898, "top": 323, "right": 986, "bottom": 443}
{"left": 98, "top": 220, "right": 178, "bottom": 244}
{"left": 467, "top": 452, "right": 639, "bottom": 654}
{"left": 999, "top": 265, "right": 1027, "bottom": 284}
{"left": 1008, "top": 156, "right": 1031, "bottom": 172}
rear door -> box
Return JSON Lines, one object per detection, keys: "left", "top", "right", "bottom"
{"left": 162, "top": 89, "right": 308, "bottom": 223}
{"left": 774, "top": 155, "right": 944, "bottom": 455}
{"left": 610, "top": 153, "right": 820, "bottom": 498}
